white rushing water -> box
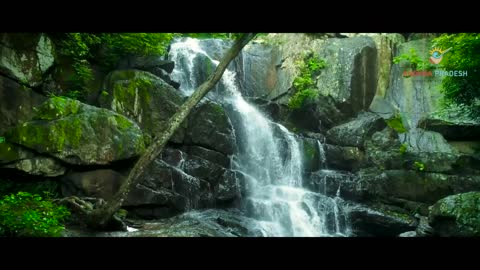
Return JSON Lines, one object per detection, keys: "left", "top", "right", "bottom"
{"left": 169, "top": 38, "right": 348, "bottom": 236}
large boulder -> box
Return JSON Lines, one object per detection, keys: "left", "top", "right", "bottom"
{"left": 0, "top": 76, "right": 47, "bottom": 134}
{"left": 348, "top": 203, "right": 416, "bottom": 237}
{"left": 287, "top": 95, "right": 347, "bottom": 132}
{"left": 305, "top": 169, "right": 357, "bottom": 200}
{"left": 0, "top": 142, "right": 65, "bottom": 177}
{"left": 418, "top": 117, "right": 480, "bottom": 140}
{"left": 324, "top": 144, "right": 366, "bottom": 172}
{"left": 123, "top": 146, "right": 239, "bottom": 218}
{"left": 181, "top": 145, "right": 230, "bottom": 168}
{"left": 326, "top": 112, "right": 386, "bottom": 148}
{"left": 123, "top": 184, "right": 188, "bottom": 219}
{"left": 429, "top": 192, "right": 480, "bottom": 237}
{"left": 61, "top": 169, "right": 126, "bottom": 200}
{"left": 185, "top": 101, "right": 236, "bottom": 156}
{"left": 364, "top": 126, "right": 403, "bottom": 169}
{"left": 356, "top": 168, "right": 480, "bottom": 205}
{"left": 116, "top": 56, "right": 179, "bottom": 89}
{"left": 0, "top": 33, "right": 55, "bottom": 87}
{"left": 99, "top": 69, "right": 185, "bottom": 145}
{"left": 2, "top": 156, "right": 65, "bottom": 177}
{"left": 241, "top": 43, "right": 283, "bottom": 98}
{"left": 316, "top": 36, "right": 378, "bottom": 117}
{"left": 364, "top": 127, "right": 480, "bottom": 173}
{"left": 142, "top": 149, "right": 214, "bottom": 209}
{"left": 401, "top": 129, "right": 456, "bottom": 153}
{"left": 243, "top": 34, "right": 327, "bottom": 101}
{"left": 123, "top": 146, "right": 240, "bottom": 219}
{"left": 246, "top": 97, "right": 290, "bottom": 124}
{"left": 182, "top": 154, "right": 240, "bottom": 203}
{"left": 5, "top": 97, "right": 145, "bottom": 165}
{"left": 0, "top": 142, "right": 34, "bottom": 164}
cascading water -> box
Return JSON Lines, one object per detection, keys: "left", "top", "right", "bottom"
{"left": 169, "top": 37, "right": 348, "bottom": 236}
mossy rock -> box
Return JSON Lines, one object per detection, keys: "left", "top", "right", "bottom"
{"left": 99, "top": 69, "right": 185, "bottom": 145}
{"left": 326, "top": 111, "right": 387, "bottom": 148}
{"left": 2, "top": 156, "right": 66, "bottom": 177}
{"left": 185, "top": 101, "right": 235, "bottom": 156}
{"left": 5, "top": 96, "right": 145, "bottom": 165}
{"left": 429, "top": 191, "right": 480, "bottom": 237}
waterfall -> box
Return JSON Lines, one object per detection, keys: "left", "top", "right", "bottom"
{"left": 168, "top": 37, "right": 347, "bottom": 236}
{"left": 317, "top": 140, "right": 327, "bottom": 169}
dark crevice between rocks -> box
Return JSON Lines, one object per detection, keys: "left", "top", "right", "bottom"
{"left": 60, "top": 156, "right": 139, "bottom": 176}
{"left": 0, "top": 72, "right": 36, "bottom": 91}
{"left": 0, "top": 167, "right": 63, "bottom": 198}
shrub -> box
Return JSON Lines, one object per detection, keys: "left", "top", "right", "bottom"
{"left": 386, "top": 113, "right": 408, "bottom": 133}
{"left": 288, "top": 53, "right": 326, "bottom": 110}
{"left": 0, "top": 192, "right": 70, "bottom": 237}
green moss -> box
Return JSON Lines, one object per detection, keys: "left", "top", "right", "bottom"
{"left": 211, "top": 103, "right": 225, "bottom": 116}
{"left": 383, "top": 209, "right": 412, "bottom": 221}
{"left": 111, "top": 74, "right": 154, "bottom": 113}
{"left": 34, "top": 97, "right": 82, "bottom": 121}
{"left": 6, "top": 107, "right": 86, "bottom": 153}
{"left": 288, "top": 89, "right": 318, "bottom": 110}
{"left": 113, "top": 115, "right": 134, "bottom": 131}
{"left": 436, "top": 192, "right": 480, "bottom": 236}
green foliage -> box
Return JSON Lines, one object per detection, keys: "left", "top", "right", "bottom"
{"left": 0, "top": 191, "right": 70, "bottom": 237}
{"left": 0, "top": 179, "right": 61, "bottom": 199}
{"left": 386, "top": 113, "right": 408, "bottom": 133}
{"left": 289, "top": 89, "right": 319, "bottom": 110}
{"left": 306, "top": 56, "right": 327, "bottom": 72}
{"left": 393, "top": 48, "right": 436, "bottom": 72}
{"left": 399, "top": 143, "right": 408, "bottom": 154}
{"left": 101, "top": 90, "right": 109, "bottom": 97}
{"left": 288, "top": 53, "right": 326, "bottom": 110}
{"left": 432, "top": 33, "right": 480, "bottom": 118}
{"left": 414, "top": 161, "right": 426, "bottom": 171}
{"left": 49, "top": 33, "right": 175, "bottom": 100}
{"left": 63, "top": 90, "right": 84, "bottom": 100}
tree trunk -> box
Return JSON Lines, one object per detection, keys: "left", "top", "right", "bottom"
{"left": 86, "top": 33, "right": 256, "bottom": 229}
